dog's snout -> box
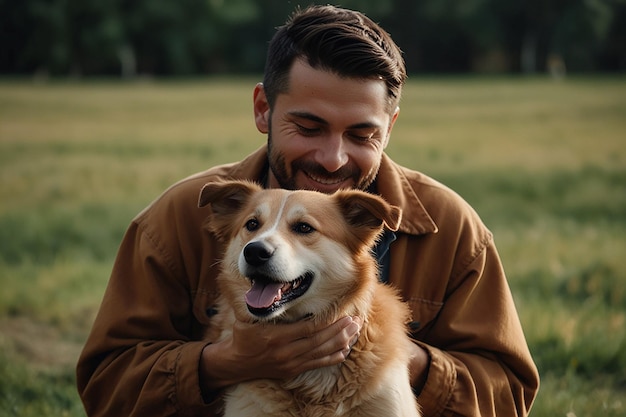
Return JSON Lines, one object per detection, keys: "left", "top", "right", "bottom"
{"left": 244, "top": 241, "right": 274, "bottom": 266}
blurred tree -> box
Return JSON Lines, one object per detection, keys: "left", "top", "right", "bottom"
{"left": 204, "top": 0, "right": 394, "bottom": 73}
{"left": 0, "top": 0, "right": 69, "bottom": 75}
{"left": 551, "top": 0, "right": 613, "bottom": 71}
{"left": 206, "top": 0, "right": 264, "bottom": 72}
{"left": 380, "top": 0, "right": 502, "bottom": 72}
{"left": 0, "top": 0, "right": 623, "bottom": 76}
{"left": 120, "top": 0, "right": 217, "bottom": 75}
{"left": 66, "top": 0, "right": 123, "bottom": 75}
{"left": 598, "top": 0, "right": 626, "bottom": 70}
{"left": 499, "top": 0, "right": 616, "bottom": 73}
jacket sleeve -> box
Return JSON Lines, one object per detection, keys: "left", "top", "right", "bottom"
{"left": 76, "top": 219, "right": 219, "bottom": 417}
{"left": 413, "top": 240, "right": 539, "bottom": 416}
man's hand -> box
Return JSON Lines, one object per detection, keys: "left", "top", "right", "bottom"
{"left": 200, "top": 316, "right": 362, "bottom": 393}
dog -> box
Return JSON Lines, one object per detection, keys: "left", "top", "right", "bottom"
{"left": 199, "top": 180, "right": 421, "bottom": 417}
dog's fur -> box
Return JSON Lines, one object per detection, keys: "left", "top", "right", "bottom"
{"left": 199, "top": 180, "right": 421, "bottom": 417}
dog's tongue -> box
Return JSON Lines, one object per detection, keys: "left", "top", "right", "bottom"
{"left": 245, "top": 281, "right": 283, "bottom": 309}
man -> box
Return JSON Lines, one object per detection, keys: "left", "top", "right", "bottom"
{"left": 77, "top": 5, "right": 539, "bottom": 416}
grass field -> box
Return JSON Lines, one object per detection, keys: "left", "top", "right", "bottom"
{"left": 1, "top": 76, "right": 625, "bottom": 416}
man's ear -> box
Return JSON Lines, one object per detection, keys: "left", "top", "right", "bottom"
{"left": 383, "top": 107, "right": 400, "bottom": 149}
{"left": 253, "top": 83, "right": 270, "bottom": 134}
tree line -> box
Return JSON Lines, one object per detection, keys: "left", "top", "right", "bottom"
{"left": 1, "top": 0, "right": 624, "bottom": 78}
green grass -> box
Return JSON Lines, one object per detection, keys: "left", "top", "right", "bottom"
{"left": 1, "top": 76, "right": 625, "bottom": 416}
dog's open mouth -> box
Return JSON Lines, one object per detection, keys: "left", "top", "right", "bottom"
{"left": 245, "top": 271, "right": 314, "bottom": 317}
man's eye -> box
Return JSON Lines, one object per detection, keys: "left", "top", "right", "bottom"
{"left": 349, "top": 131, "right": 375, "bottom": 142}
{"left": 296, "top": 124, "right": 320, "bottom": 136}
{"left": 293, "top": 222, "right": 315, "bottom": 234}
{"left": 245, "top": 219, "right": 259, "bottom": 231}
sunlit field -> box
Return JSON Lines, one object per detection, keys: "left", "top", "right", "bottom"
{"left": 1, "top": 76, "right": 625, "bottom": 416}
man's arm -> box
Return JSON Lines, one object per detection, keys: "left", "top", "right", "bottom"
{"left": 76, "top": 219, "right": 213, "bottom": 416}
{"left": 408, "top": 242, "right": 539, "bottom": 416}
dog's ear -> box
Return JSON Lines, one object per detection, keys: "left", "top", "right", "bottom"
{"left": 335, "top": 190, "right": 402, "bottom": 246}
{"left": 198, "top": 180, "right": 261, "bottom": 239}
{"left": 198, "top": 180, "right": 260, "bottom": 211}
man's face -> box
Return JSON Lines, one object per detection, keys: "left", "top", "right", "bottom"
{"left": 253, "top": 59, "right": 399, "bottom": 194}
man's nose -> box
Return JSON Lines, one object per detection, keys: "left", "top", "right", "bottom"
{"left": 314, "top": 135, "right": 349, "bottom": 173}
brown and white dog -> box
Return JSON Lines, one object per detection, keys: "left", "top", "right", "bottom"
{"left": 199, "top": 180, "right": 420, "bottom": 417}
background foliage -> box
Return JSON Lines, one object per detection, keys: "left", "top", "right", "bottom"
{"left": 1, "top": 0, "right": 625, "bottom": 77}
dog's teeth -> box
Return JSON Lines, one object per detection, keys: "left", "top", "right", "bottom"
{"left": 292, "top": 279, "right": 301, "bottom": 289}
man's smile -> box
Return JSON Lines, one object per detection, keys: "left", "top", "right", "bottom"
{"left": 304, "top": 170, "right": 348, "bottom": 186}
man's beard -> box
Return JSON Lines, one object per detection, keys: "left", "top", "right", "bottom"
{"left": 267, "top": 132, "right": 380, "bottom": 192}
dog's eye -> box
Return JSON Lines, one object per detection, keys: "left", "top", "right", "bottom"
{"left": 245, "top": 219, "right": 259, "bottom": 231}
{"left": 293, "top": 222, "right": 315, "bottom": 234}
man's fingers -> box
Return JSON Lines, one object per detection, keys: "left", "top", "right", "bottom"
{"left": 230, "top": 315, "right": 362, "bottom": 380}
{"left": 295, "top": 316, "right": 360, "bottom": 360}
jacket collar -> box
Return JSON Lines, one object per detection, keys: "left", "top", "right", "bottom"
{"left": 375, "top": 153, "right": 438, "bottom": 236}
{"left": 228, "top": 146, "right": 438, "bottom": 236}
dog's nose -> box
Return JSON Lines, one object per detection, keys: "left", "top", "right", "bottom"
{"left": 243, "top": 241, "right": 274, "bottom": 266}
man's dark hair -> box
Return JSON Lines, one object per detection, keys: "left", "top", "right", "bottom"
{"left": 263, "top": 5, "right": 406, "bottom": 113}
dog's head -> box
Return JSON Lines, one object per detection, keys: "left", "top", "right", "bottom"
{"left": 199, "top": 180, "right": 401, "bottom": 322}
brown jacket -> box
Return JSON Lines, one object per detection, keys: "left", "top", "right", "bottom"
{"left": 77, "top": 147, "right": 539, "bottom": 416}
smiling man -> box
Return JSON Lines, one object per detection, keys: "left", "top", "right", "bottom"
{"left": 77, "top": 5, "right": 539, "bottom": 417}
{"left": 259, "top": 58, "right": 397, "bottom": 193}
